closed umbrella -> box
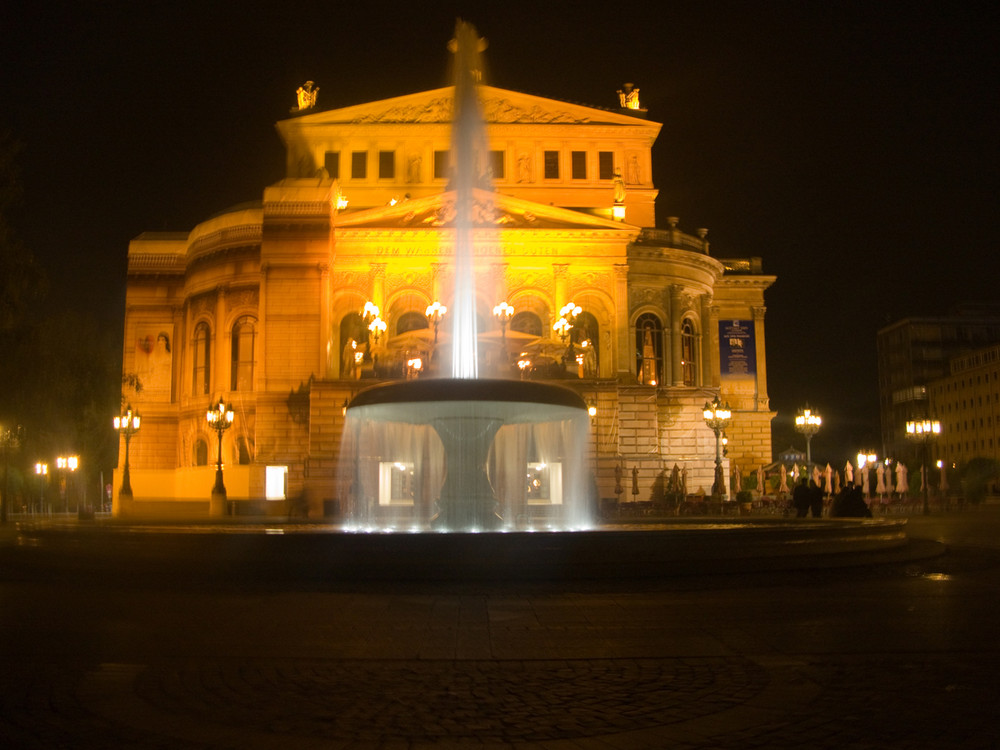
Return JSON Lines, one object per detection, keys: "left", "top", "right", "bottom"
{"left": 885, "top": 464, "right": 895, "bottom": 496}
{"left": 860, "top": 464, "right": 870, "bottom": 496}
{"left": 875, "top": 463, "right": 886, "bottom": 496}
{"left": 812, "top": 465, "right": 822, "bottom": 488}
{"left": 895, "top": 462, "right": 909, "bottom": 495}
{"left": 844, "top": 460, "right": 854, "bottom": 485}
{"left": 779, "top": 464, "right": 789, "bottom": 494}
{"left": 824, "top": 463, "right": 833, "bottom": 495}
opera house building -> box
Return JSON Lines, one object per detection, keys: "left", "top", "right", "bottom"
{"left": 115, "top": 75, "right": 775, "bottom": 517}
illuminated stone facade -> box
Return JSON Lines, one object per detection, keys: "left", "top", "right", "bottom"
{"left": 116, "top": 84, "right": 775, "bottom": 515}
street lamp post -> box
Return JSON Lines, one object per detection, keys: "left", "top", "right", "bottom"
{"left": 795, "top": 406, "right": 822, "bottom": 465}
{"left": 703, "top": 395, "right": 732, "bottom": 499}
{"left": 56, "top": 455, "right": 79, "bottom": 514}
{"left": 426, "top": 301, "right": 447, "bottom": 344}
{"left": 34, "top": 462, "right": 47, "bottom": 515}
{"left": 207, "top": 399, "right": 234, "bottom": 516}
{"left": 1, "top": 425, "right": 23, "bottom": 523}
{"left": 905, "top": 418, "right": 941, "bottom": 515}
{"left": 113, "top": 404, "right": 141, "bottom": 516}
{"left": 554, "top": 302, "right": 581, "bottom": 363}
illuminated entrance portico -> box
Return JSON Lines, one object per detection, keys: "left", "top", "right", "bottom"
{"left": 115, "top": 28, "right": 775, "bottom": 515}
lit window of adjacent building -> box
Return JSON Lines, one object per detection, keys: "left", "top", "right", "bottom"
{"left": 231, "top": 316, "right": 257, "bottom": 391}
{"left": 324, "top": 151, "right": 340, "bottom": 179}
{"left": 489, "top": 150, "right": 504, "bottom": 180}
{"left": 544, "top": 150, "right": 559, "bottom": 179}
{"left": 193, "top": 322, "right": 211, "bottom": 396}
{"left": 379, "top": 150, "right": 395, "bottom": 179}
{"left": 351, "top": 151, "right": 367, "bottom": 179}
{"left": 433, "top": 150, "right": 449, "bottom": 179}
{"left": 571, "top": 151, "right": 586, "bottom": 179}
{"left": 598, "top": 151, "right": 614, "bottom": 180}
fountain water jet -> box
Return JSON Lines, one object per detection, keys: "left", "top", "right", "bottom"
{"left": 339, "top": 21, "right": 593, "bottom": 533}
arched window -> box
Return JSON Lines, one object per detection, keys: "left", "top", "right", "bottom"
{"left": 231, "top": 316, "right": 257, "bottom": 391}
{"left": 510, "top": 311, "right": 543, "bottom": 337}
{"left": 681, "top": 318, "right": 698, "bottom": 386}
{"left": 396, "top": 311, "right": 429, "bottom": 334}
{"left": 192, "top": 322, "right": 211, "bottom": 396}
{"left": 237, "top": 437, "right": 252, "bottom": 465}
{"left": 635, "top": 313, "right": 663, "bottom": 386}
{"left": 194, "top": 438, "right": 209, "bottom": 467}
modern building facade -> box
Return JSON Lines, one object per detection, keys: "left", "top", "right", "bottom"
{"left": 115, "top": 77, "right": 776, "bottom": 516}
{"left": 928, "top": 343, "right": 1000, "bottom": 468}
{"left": 877, "top": 306, "right": 1000, "bottom": 462}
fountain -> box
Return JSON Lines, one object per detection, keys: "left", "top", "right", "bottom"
{"left": 340, "top": 21, "right": 593, "bottom": 532}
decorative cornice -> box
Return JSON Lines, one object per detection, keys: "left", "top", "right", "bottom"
{"left": 350, "top": 95, "right": 594, "bottom": 125}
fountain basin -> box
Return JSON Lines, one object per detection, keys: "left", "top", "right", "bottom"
{"left": 342, "top": 379, "right": 592, "bottom": 532}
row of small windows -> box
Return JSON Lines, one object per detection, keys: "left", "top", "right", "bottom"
{"left": 324, "top": 149, "right": 616, "bottom": 182}
{"left": 192, "top": 316, "right": 257, "bottom": 395}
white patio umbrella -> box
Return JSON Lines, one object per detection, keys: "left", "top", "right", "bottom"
{"left": 885, "top": 464, "right": 895, "bottom": 495}
{"left": 779, "top": 464, "right": 789, "bottom": 494}
{"left": 860, "top": 464, "right": 871, "bottom": 496}
{"left": 875, "top": 463, "right": 886, "bottom": 495}
{"left": 895, "top": 462, "right": 909, "bottom": 495}
{"left": 812, "top": 465, "right": 822, "bottom": 487}
{"left": 824, "top": 463, "right": 833, "bottom": 495}
{"left": 844, "top": 460, "right": 854, "bottom": 485}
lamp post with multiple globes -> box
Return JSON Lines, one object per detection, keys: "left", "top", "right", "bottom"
{"left": 426, "top": 301, "right": 447, "bottom": 345}
{"left": 794, "top": 406, "right": 822, "bottom": 465}
{"left": 905, "top": 418, "right": 941, "bottom": 515}
{"left": 703, "top": 395, "right": 732, "bottom": 499}
{"left": 207, "top": 399, "right": 234, "bottom": 516}
{"left": 113, "top": 403, "right": 141, "bottom": 514}
{"left": 0, "top": 424, "right": 23, "bottom": 523}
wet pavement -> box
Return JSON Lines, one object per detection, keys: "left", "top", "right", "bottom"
{"left": 1, "top": 508, "right": 998, "bottom": 748}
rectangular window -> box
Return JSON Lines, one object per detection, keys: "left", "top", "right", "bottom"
{"left": 489, "top": 150, "right": 505, "bottom": 180}
{"left": 433, "top": 150, "right": 449, "bottom": 179}
{"left": 544, "top": 150, "right": 559, "bottom": 179}
{"left": 324, "top": 151, "right": 340, "bottom": 179}
{"left": 571, "top": 151, "right": 587, "bottom": 179}
{"left": 599, "top": 151, "right": 614, "bottom": 180}
{"left": 351, "top": 151, "right": 367, "bottom": 179}
{"left": 378, "top": 150, "right": 395, "bottom": 179}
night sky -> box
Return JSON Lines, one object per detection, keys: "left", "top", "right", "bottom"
{"left": 3, "top": 1, "right": 997, "bottom": 464}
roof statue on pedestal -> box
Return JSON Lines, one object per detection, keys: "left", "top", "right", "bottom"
{"left": 617, "top": 83, "right": 640, "bottom": 110}
{"left": 294, "top": 81, "right": 319, "bottom": 112}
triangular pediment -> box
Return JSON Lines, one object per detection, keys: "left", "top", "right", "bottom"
{"left": 281, "top": 85, "right": 659, "bottom": 128}
{"left": 333, "top": 189, "right": 637, "bottom": 232}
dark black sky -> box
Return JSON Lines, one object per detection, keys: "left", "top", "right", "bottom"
{"left": 3, "top": 1, "right": 998, "bottom": 463}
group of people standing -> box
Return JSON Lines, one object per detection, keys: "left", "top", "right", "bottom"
{"left": 793, "top": 477, "right": 872, "bottom": 518}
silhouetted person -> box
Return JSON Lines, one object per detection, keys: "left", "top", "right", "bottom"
{"left": 808, "top": 479, "right": 824, "bottom": 518}
{"left": 792, "top": 477, "right": 810, "bottom": 518}
{"left": 832, "top": 482, "right": 871, "bottom": 518}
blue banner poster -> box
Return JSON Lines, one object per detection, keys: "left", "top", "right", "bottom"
{"left": 719, "top": 319, "right": 756, "bottom": 379}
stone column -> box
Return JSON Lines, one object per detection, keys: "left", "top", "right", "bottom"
{"left": 752, "top": 305, "right": 769, "bottom": 410}
{"left": 371, "top": 263, "right": 386, "bottom": 311}
{"left": 613, "top": 264, "right": 631, "bottom": 380}
{"left": 707, "top": 304, "right": 721, "bottom": 388}
{"left": 700, "top": 294, "right": 713, "bottom": 387}
{"left": 669, "top": 285, "right": 683, "bottom": 385}
{"left": 553, "top": 264, "right": 569, "bottom": 317}
{"left": 319, "top": 262, "right": 331, "bottom": 377}
{"left": 215, "top": 286, "right": 228, "bottom": 393}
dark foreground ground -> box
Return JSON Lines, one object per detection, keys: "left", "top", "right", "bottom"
{"left": 1, "top": 509, "right": 998, "bottom": 749}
